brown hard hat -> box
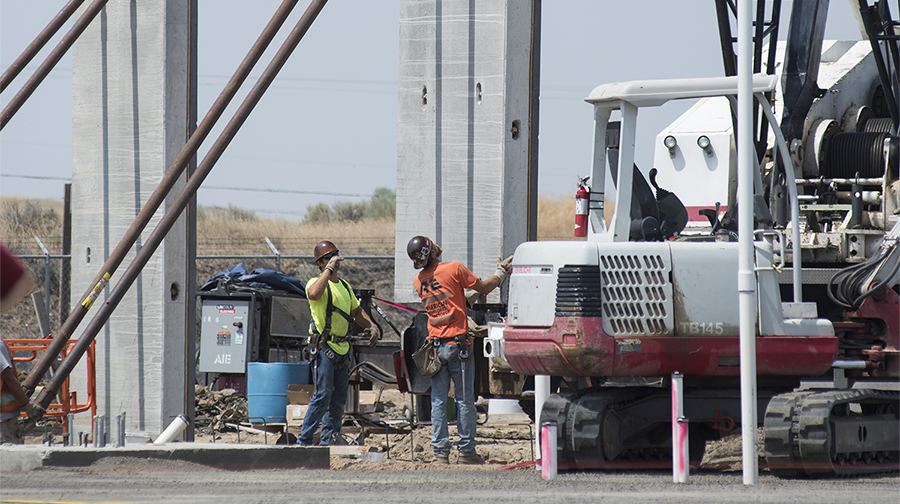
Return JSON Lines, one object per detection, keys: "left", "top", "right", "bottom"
{"left": 407, "top": 235, "right": 433, "bottom": 269}
{"left": 313, "top": 240, "right": 339, "bottom": 262}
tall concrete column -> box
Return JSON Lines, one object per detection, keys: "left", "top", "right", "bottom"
{"left": 70, "top": 0, "right": 190, "bottom": 439}
{"left": 394, "top": 0, "right": 538, "bottom": 303}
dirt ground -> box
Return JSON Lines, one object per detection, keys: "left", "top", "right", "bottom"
{"left": 184, "top": 388, "right": 752, "bottom": 471}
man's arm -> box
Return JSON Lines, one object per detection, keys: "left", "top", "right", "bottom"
{"left": 350, "top": 305, "right": 373, "bottom": 329}
{"left": 471, "top": 276, "right": 501, "bottom": 295}
{"left": 1, "top": 366, "right": 31, "bottom": 406}
{"left": 470, "top": 254, "right": 513, "bottom": 295}
{"left": 306, "top": 272, "right": 331, "bottom": 301}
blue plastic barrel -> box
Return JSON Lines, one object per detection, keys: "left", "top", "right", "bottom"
{"left": 247, "top": 362, "right": 310, "bottom": 424}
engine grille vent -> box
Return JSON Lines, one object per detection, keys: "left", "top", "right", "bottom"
{"left": 554, "top": 266, "right": 602, "bottom": 317}
{"left": 600, "top": 253, "right": 670, "bottom": 336}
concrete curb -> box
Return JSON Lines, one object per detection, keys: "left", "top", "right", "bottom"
{"left": 0, "top": 443, "right": 329, "bottom": 472}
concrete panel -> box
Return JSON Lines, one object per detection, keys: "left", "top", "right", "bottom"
{"left": 394, "top": 0, "right": 534, "bottom": 303}
{"left": 70, "top": 0, "right": 190, "bottom": 439}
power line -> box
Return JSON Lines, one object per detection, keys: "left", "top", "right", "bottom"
{"left": 0, "top": 174, "right": 373, "bottom": 198}
{"left": 200, "top": 185, "right": 370, "bottom": 197}
{"left": 0, "top": 173, "right": 71, "bottom": 181}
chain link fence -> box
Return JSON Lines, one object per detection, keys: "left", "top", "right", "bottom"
{"left": 1, "top": 236, "right": 415, "bottom": 341}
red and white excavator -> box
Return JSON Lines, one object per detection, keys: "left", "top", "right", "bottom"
{"left": 498, "top": 0, "right": 898, "bottom": 477}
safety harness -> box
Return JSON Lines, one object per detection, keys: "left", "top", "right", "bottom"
{"left": 308, "top": 278, "right": 354, "bottom": 369}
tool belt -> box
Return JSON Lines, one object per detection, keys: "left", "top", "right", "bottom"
{"left": 307, "top": 332, "right": 350, "bottom": 369}
{"left": 431, "top": 334, "right": 470, "bottom": 361}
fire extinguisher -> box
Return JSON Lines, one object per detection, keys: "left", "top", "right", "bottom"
{"left": 574, "top": 176, "right": 590, "bottom": 237}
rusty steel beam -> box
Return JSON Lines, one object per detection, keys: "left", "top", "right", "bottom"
{"left": 0, "top": 0, "right": 86, "bottom": 93}
{"left": 23, "top": 0, "right": 329, "bottom": 433}
{"left": 0, "top": 0, "right": 108, "bottom": 130}
{"left": 21, "top": 0, "right": 302, "bottom": 396}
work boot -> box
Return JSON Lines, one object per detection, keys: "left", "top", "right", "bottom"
{"left": 433, "top": 454, "right": 449, "bottom": 464}
{"left": 458, "top": 452, "right": 484, "bottom": 465}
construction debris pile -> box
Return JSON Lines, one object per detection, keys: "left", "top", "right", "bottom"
{"left": 194, "top": 385, "right": 247, "bottom": 433}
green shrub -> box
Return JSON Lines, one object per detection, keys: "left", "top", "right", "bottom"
{"left": 368, "top": 187, "right": 396, "bottom": 220}
{"left": 333, "top": 201, "right": 366, "bottom": 222}
{"left": 303, "top": 202, "right": 333, "bottom": 224}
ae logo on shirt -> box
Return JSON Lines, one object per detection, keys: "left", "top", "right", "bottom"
{"left": 418, "top": 277, "right": 443, "bottom": 296}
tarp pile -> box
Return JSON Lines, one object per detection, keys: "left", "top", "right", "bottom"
{"left": 199, "top": 263, "right": 306, "bottom": 296}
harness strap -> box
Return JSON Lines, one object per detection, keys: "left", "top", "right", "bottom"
{"left": 321, "top": 278, "right": 354, "bottom": 342}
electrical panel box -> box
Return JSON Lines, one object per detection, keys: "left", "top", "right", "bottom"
{"left": 198, "top": 296, "right": 260, "bottom": 373}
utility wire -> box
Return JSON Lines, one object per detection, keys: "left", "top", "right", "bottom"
{"left": 201, "top": 185, "right": 369, "bottom": 197}
{"left": 0, "top": 174, "right": 372, "bottom": 198}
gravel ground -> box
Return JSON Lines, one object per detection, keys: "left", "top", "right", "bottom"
{"left": 8, "top": 388, "right": 898, "bottom": 503}
{"left": 3, "top": 463, "right": 897, "bottom": 504}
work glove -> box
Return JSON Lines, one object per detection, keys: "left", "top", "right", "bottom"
{"left": 22, "top": 400, "right": 41, "bottom": 420}
{"left": 22, "top": 401, "right": 38, "bottom": 418}
{"left": 365, "top": 324, "right": 382, "bottom": 347}
{"left": 494, "top": 254, "right": 514, "bottom": 283}
{"left": 325, "top": 255, "right": 343, "bottom": 275}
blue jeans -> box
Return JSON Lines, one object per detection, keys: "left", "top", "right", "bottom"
{"left": 430, "top": 339, "right": 477, "bottom": 457}
{"left": 297, "top": 351, "right": 349, "bottom": 446}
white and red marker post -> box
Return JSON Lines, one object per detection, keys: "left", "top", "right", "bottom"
{"left": 672, "top": 371, "right": 689, "bottom": 483}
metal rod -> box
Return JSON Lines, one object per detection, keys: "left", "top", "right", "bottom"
{"left": 195, "top": 254, "right": 395, "bottom": 260}
{"left": 22, "top": 0, "right": 301, "bottom": 396}
{"left": 0, "top": 0, "right": 108, "bottom": 130}
{"left": 34, "top": 235, "right": 52, "bottom": 318}
{"left": 265, "top": 236, "right": 281, "bottom": 272}
{"left": 24, "top": 0, "right": 329, "bottom": 432}
{"left": 0, "top": 0, "right": 85, "bottom": 92}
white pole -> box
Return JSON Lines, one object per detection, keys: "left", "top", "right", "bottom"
{"left": 534, "top": 374, "right": 551, "bottom": 467}
{"left": 671, "top": 372, "right": 689, "bottom": 483}
{"left": 737, "top": 0, "right": 759, "bottom": 486}
{"left": 154, "top": 415, "right": 189, "bottom": 445}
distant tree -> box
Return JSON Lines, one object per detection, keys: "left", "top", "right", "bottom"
{"left": 333, "top": 201, "right": 366, "bottom": 222}
{"left": 367, "top": 187, "right": 396, "bottom": 220}
{"left": 301, "top": 187, "right": 395, "bottom": 224}
{"left": 303, "top": 202, "right": 333, "bottom": 224}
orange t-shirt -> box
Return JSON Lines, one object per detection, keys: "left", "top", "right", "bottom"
{"left": 414, "top": 261, "right": 478, "bottom": 340}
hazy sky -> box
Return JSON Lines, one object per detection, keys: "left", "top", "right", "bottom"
{"left": 1, "top": 1, "right": 863, "bottom": 221}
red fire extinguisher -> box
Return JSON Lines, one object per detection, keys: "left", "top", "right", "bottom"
{"left": 574, "top": 176, "right": 590, "bottom": 237}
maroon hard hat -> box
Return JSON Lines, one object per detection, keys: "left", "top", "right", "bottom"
{"left": 407, "top": 235, "right": 433, "bottom": 269}
{"left": 313, "top": 240, "right": 339, "bottom": 262}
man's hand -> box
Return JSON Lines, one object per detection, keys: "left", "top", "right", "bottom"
{"left": 325, "top": 255, "right": 343, "bottom": 275}
{"left": 22, "top": 400, "right": 40, "bottom": 419}
{"left": 494, "top": 254, "right": 514, "bottom": 283}
{"left": 365, "top": 325, "right": 382, "bottom": 347}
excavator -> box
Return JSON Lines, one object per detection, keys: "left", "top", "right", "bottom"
{"left": 499, "top": 0, "right": 898, "bottom": 477}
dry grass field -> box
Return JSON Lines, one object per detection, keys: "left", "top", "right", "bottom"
{"left": 0, "top": 194, "right": 578, "bottom": 339}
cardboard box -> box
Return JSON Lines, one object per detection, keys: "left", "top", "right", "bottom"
{"left": 286, "top": 404, "right": 309, "bottom": 426}
{"left": 287, "top": 384, "right": 314, "bottom": 405}
{"left": 358, "top": 390, "right": 384, "bottom": 414}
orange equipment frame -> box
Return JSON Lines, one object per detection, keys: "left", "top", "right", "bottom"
{"left": 7, "top": 338, "right": 96, "bottom": 437}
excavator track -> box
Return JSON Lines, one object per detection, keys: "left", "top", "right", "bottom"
{"left": 764, "top": 389, "right": 900, "bottom": 478}
{"left": 542, "top": 389, "right": 704, "bottom": 470}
